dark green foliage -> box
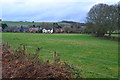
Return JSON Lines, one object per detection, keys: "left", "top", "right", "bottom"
{"left": 20, "top": 26, "right": 24, "bottom": 32}
{"left": 71, "top": 26, "right": 73, "bottom": 28}
{"left": 32, "top": 21, "right": 34, "bottom": 23}
{"left": 38, "top": 29, "right": 42, "bottom": 33}
{"left": 2, "top": 23, "right": 8, "bottom": 30}
{"left": 53, "top": 23, "right": 61, "bottom": 29}
{"left": 33, "top": 25, "right": 35, "bottom": 27}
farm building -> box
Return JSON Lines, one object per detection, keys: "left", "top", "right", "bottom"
{"left": 42, "top": 28, "right": 53, "bottom": 33}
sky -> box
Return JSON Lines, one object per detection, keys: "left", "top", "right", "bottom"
{"left": 0, "top": 0, "right": 119, "bottom": 23}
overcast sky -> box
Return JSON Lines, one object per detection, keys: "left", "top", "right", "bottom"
{"left": 0, "top": 0, "right": 119, "bottom": 22}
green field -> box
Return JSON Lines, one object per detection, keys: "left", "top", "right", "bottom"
{"left": 105, "top": 34, "right": 120, "bottom": 37}
{"left": 2, "top": 33, "right": 119, "bottom": 78}
{"left": 1, "top": 21, "right": 69, "bottom": 26}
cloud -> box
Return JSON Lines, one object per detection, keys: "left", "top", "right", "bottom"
{"left": 1, "top": 0, "right": 119, "bottom": 22}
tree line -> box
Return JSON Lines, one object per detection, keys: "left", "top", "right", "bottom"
{"left": 85, "top": 2, "right": 119, "bottom": 37}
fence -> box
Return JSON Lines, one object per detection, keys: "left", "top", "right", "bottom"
{"left": 7, "top": 43, "right": 119, "bottom": 79}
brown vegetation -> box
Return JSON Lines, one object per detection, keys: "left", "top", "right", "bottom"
{"left": 2, "top": 43, "right": 80, "bottom": 79}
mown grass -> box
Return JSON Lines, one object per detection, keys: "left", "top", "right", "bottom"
{"left": 2, "top": 33, "right": 119, "bottom": 78}
{"left": 105, "top": 34, "right": 120, "bottom": 37}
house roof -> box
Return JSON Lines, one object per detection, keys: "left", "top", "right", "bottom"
{"left": 30, "top": 28, "right": 39, "bottom": 30}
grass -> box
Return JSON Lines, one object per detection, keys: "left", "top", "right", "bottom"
{"left": 105, "top": 34, "right": 120, "bottom": 37}
{"left": 2, "top": 33, "right": 119, "bottom": 78}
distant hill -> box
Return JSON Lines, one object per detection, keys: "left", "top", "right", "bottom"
{"left": 60, "top": 21, "right": 85, "bottom": 26}
{"left": 60, "top": 21, "right": 78, "bottom": 23}
{"left": 2, "top": 21, "right": 70, "bottom": 26}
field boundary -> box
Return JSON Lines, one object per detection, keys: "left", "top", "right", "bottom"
{"left": 27, "top": 46, "right": 118, "bottom": 64}
{"left": 66, "top": 64, "right": 119, "bottom": 78}
{"left": 8, "top": 43, "right": 119, "bottom": 78}
{"left": 72, "top": 55, "right": 119, "bottom": 64}
{"left": 26, "top": 45, "right": 119, "bottom": 78}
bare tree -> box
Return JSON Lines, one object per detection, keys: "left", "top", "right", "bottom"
{"left": 86, "top": 3, "right": 119, "bottom": 37}
{"left": 107, "top": 4, "right": 119, "bottom": 36}
{"left": 86, "top": 3, "right": 110, "bottom": 37}
{"left": 62, "top": 26, "right": 72, "bottom": 33}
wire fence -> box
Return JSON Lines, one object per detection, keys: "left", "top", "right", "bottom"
{"left": 40, "top": 48, "right": 119, "bottom": 78}
{"left": 26, "top": 45, "right": 119, "bottom": 64}
{"left": 9, "top": 43, "right": 119, "bottom": 78}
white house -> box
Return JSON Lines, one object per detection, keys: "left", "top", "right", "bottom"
{"left": 42, "top": 28, "right": 53, "bottom": 33}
